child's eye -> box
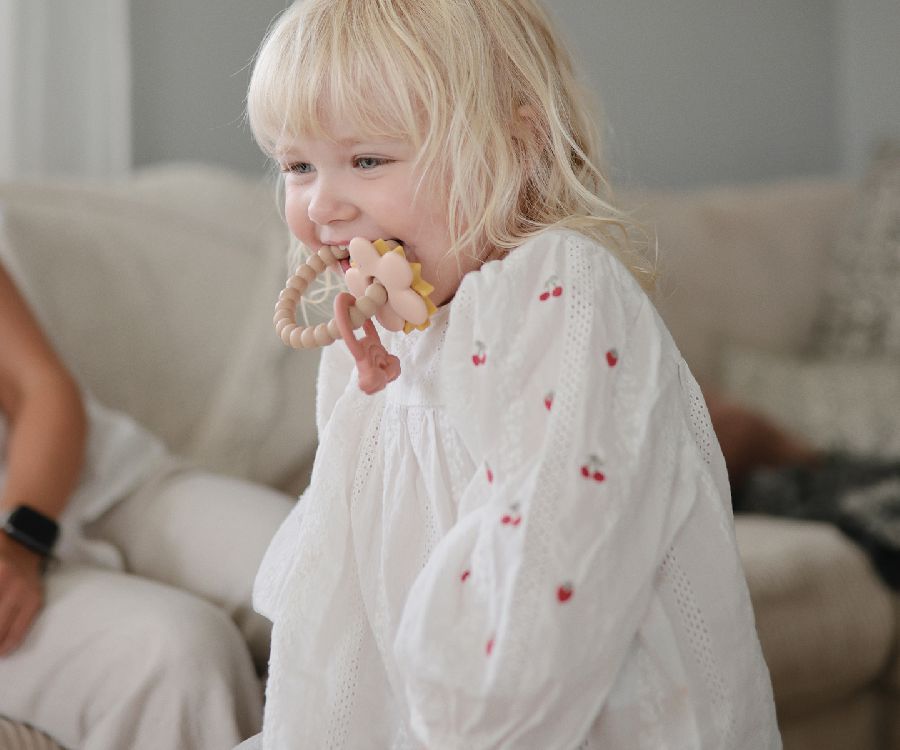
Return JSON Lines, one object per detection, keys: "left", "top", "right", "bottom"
{"left": 354, "top": 156, "right": 390, "bottom": 170}
{"left": 281, "top": 161, "right": 314, "bottom": 175}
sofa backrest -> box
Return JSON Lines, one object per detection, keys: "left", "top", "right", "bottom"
{"left": 624, "top": 178, "right": 853, "bottom": 385}
{"left": 0, "top": 163, "right": 320, "bottom": 493}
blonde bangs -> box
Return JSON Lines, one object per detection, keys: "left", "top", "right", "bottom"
{"left": 248, "top": 0, "right": 444, "bottom": 159}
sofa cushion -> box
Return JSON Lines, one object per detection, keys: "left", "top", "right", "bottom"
{"left": 0, "top": 163, "right": 320, "bottom": 492}
{"left": 735, "top": 515, "right": 894, "bottom": 715}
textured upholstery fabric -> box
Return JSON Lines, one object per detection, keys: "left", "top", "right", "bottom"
{"left": 720, "top": 348, "right": 900, "bottom": 458}
{"left": 812, "top": 141, "right": 900, "bottom": 358}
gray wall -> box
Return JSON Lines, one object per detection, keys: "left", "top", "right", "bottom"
{"left": 835, "top": 0, "right": 900, "bottom": 176}
{"left": 130, "top": 0, "right": 899, "bottom": 188}
{"left": 131, "top": 0, "right": 287, "bottom": 175}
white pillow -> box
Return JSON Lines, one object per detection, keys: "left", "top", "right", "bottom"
{"left": 0, "top": 163, "right": 320, "bottom": 492}
{"left": 721, "top": 347, "right": 900, "bottom": 458}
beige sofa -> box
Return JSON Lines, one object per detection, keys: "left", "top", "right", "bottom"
{"left": 0, "top": 165, "right": 896, "bottom": 749}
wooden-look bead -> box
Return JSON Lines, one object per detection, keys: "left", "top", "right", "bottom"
{"left": 289, "top": 326, "right": 306, "bottom": 349}
{"left": 274, "top": 300, "right": 296, "bottom": 315}
{"left": 348, "top": 305, "right": 366, "bottom": 328}
{"left": 326, "top": 319, "right": 340, "bottom": 340}
{"left": 354, "top": 295, "right": 377, "bottom": 319}
{"left": 307, "top": 254, "right": 326, "bottom": 273}
{"left": 313, "top": 323, "right": 333, "bottom": 346}
{"left": 280, "top": 324, "right": 297, "bottom": 345}
{"left": 275, "top": 317, "right": 293, "bottom": 335}
{"left": 317, "top": 246, "right": 336, "bottom": 265}
{"left": 364, "top": 283, "right": 388, "bottom": 307}
{"left": 297, "top": 264, "right": 317, "bottom": 283}
{"left": 300, "top": 327, "right": 317, "bottom": 348}
{"left": 286, "top": 275, "right": 308, "bottom": 292}
{"left": 279, "top": 287, "right": 301, "bottom": 303}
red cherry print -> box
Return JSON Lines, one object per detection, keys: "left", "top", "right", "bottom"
{"left": 511, "top": 517, "right": 522, "bottom": 526}
{"left": 539, "top": 291, "right": 550, "bottom": 301}
{"left": 461, "top": 570, "right": 471, "bottom": 582}
{"left": 544, "top": 391, "right": 554, "bottom": 411}
{"left": 486, "top": 464, "right": 494, "bottom": 483}
{"left": 552, "top": 285, "right": 563, "bottom": 297}
{"left": 606, "top": 348, "right": 619, "bottom": 367}
{"left": 581, "top": 454, "right": 606, "bottom": 482}
{"left": 471, "top": 354, "right": 480, "bottom": 365}
{"left": 501, "top": 515, "right": 512, "bottom": 525}
{"left": 486, "top": 638, "right": 495, "bottom": 656}
{"left": 472, "top": 341, "right": 487, "bottom": 366}
{"left": 557, "top": 583, "right": 574, "bottom": 603}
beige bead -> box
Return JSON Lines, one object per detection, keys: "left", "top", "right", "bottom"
{"left": 354, "top": 295, "right": 377, "bottom": 319}
{"left": 326, "top": 318, "right": 341, "bottom": 340}
{"left": 297, "top": 264, "right": 317, "bottom": 283}
{"left": 300, "top": 327, "right": 317, "bottom": 348}
{"left": 279, "top": 287, "right": 301, "bottom": 303}
{"left": 289, "top": 326, "right": 306, "bottom": 349}
{"left": 364, "top": 283, "right": 388, "bottom": 307}
{"left": 280, "top": 324, "right": 296, "bottom": 345}
{"left": 313, "top": 323, "right": 333, "bottom": 346}
{"left": 348, "top": 305, "right": 366, "bottom": 328}
{"left": 317, "top": 246, "right": 336, "bottom": 265}
{"left": 286, "top": 274, "right": 307, "bottom": 292}
{"left": 275, "top": 317, "right": 292, "bottom": 334}
{"left": 307, "top": 254, "right": 326, "bottom": 273}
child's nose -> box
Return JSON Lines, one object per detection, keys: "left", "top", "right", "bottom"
{"left": 307, "top": 180, "right": 355, "bottom": 225}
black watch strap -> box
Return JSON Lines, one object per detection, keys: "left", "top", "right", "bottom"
{"left": 2, "top": 505, "right": 60, "bottom": 557}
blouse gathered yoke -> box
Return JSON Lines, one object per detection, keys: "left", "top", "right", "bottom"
{"left": 255, "top": 229, "right": 781, "bottom": 750}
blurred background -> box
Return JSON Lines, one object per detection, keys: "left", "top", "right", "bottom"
{"left": 1, "top": 0, "right": 898, "bottom": 186}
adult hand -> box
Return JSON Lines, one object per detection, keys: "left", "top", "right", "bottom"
{"left": 0, "top": 532, "right": 44, "bottom": 656}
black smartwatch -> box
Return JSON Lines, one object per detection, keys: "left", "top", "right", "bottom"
{"left": 2, "top": 505, "right": 60, "bottom": 558}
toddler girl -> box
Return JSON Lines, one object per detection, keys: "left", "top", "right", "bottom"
{"left": 244, "top": 0, "right": 781, "bottom": 747}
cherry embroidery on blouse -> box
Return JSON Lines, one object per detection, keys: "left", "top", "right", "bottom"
{"left": 557, "top": 583, "right": 574, "bottom": 603}
{"left": 606, "top": 348, "right": 619, "bottom": 367}
{"left": 486, "top": 464, "right": 494, "bottom": 484}
{"left": 486, "top": 637, "right": 495, "bottom": 656}
{"left": 471, "top": 340, "right": 487, "bottom": 366}
{"left": 461, "top": 569, "right": 471, "bottom": 582}
{"left": 500, "top": 503, "right": 522, "bottom": 526}
{"left": 539, "top": 275, "right": 563, "bottom": 301}
{"left": 580, "top": 454, "right": 606, "bottom": 483}
{"left": 544, "top": 391, "right": 554, "bottom": 411}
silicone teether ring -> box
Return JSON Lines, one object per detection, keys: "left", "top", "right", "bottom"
{"left": 272, "top": 239, "right": 436, "bottom": 351}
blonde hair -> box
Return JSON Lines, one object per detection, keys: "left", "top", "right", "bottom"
{"left": 247, "top": 0, "right": 655, "bottom": 290}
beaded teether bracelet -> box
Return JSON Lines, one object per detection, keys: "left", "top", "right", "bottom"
{"left": 273, "top": 238, "right": 437, "bottom": 394}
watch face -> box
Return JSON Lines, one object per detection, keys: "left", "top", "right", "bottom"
{"left": 4, "top": 505, "right": 59, "bottom": 553}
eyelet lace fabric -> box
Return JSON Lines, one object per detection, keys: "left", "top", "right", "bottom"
{"left": 256, "top": 230, "right": 780, "bottom": 749}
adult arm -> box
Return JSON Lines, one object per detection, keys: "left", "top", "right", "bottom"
{"left": 0, "top": 262, "right": 87, "bottom": 654}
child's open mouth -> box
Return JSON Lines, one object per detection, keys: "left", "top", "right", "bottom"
{"left": 328, "top": 239, "right": 406, "bottom": 274}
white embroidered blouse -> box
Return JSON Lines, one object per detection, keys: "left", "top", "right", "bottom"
{"left": 255, "top": 229, "right": 781, "bottom": 750}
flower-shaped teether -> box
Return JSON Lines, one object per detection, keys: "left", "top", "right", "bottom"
{"left": 271, "top": 238, "right": 438, "bottom": 395}
{"left": 345, "top": 238, "right": 437, "bottom": 333}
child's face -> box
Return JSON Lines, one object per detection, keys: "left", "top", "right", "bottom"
{"left": 278, "top": 122, "right": 481, "bottom": 307}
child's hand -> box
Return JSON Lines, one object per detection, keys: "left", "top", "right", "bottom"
{"left": 0, "top": 532, "right": 44, "bottom": 656}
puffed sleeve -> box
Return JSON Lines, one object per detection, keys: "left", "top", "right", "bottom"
{"left": 394, "top": 230, "right": 703, "bottom": 749}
